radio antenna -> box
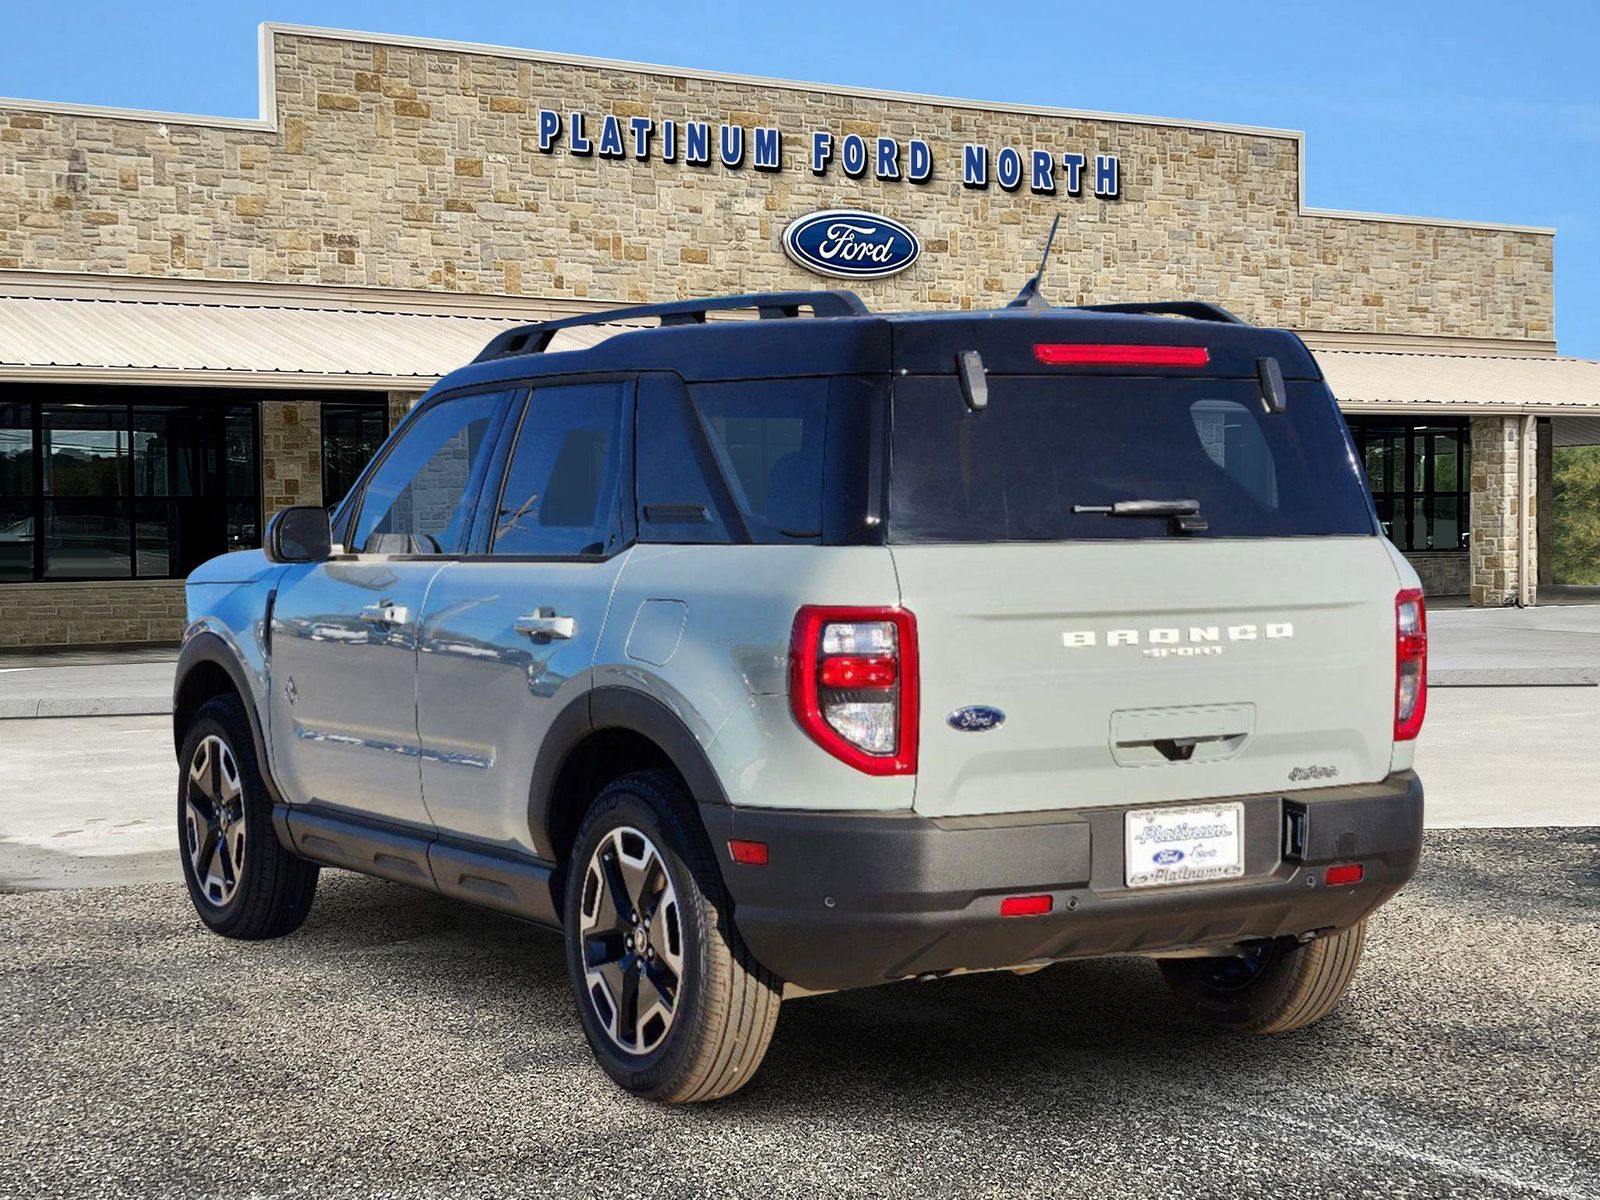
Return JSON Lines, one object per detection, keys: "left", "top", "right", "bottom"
{"left": 1007, "top": 213, "right": 1062, "bottom": 309}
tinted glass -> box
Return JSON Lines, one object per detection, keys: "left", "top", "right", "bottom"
{"left": 43, "top": 499, "right": 130, "bottom": 578}
{"left": 890, "top": 377, "right": 1374, "bottom": 541}
{"left": 1347, "top": 417, "right": 1469, "bottom": 552}
{"left": 43, "top": 407, "right": 127, "bottom": 497}
{"left": 321, "top": 403, "right": 387, "bottom": 510}
{"left": 351, "top": 390, "right": 504, "bottom": 555}
{"left": 493, "top": 382, "right": 626, "bottom": 557}
{"left": 0, "top": 406, "right": 31, "bottom": 580}
{"left": 694, "top": 380, "right": 827, "bottom": 542}
{"left": 636, "top": 376, "right": 731, "bottom": 544}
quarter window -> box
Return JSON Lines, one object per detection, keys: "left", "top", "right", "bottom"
{"left": 350, "top": 390, "right": 505, "bottom": 555}
{"left": 492, "top": 382, "right": 627, "bottom": 557}
{"left": 694, "top": 380, "right": 828, "bottom": 542}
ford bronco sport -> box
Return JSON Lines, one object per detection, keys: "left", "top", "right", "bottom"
{"left": 175, "top": 289, "right": 1426, "bottom": 1103}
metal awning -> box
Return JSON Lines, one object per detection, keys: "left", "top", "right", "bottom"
{"left": 1315, "top": 350, "right": 1600, "bottom": 416}
{"left": 0, "top": 295, "right": 635, "bottom": 389}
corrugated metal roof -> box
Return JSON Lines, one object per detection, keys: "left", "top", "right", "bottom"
{"left": 1315, "top": 349, "right": 1600, "bottom": 413}
{"left": 0, "top": 295, "right": 635, "bottom": 385}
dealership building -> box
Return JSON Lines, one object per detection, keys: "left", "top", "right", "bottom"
{"left": 0, "top": 23, "right": 1595, "bottom": 648}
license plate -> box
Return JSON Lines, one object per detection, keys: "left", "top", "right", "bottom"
{"left": 1124, "top": 803, "right": 1245, "bottom": 888}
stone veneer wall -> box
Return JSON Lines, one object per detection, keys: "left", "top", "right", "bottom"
{"left": 1404, "top": 552, "right": 1470, "bottom": 598}
{"left": 0, "top": 580, "right": 186, "bottom": 649}
{"left": 262, "top": 398, "right": 323, "bottom": 515}
{"left": 0, "top": 30, "right": 1553, "bottom": 341}
{"left": 1470, "top": 416, "right": 1538, "bottom": 607}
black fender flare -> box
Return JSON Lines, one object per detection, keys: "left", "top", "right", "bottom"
{"left": 527, "top": 686, "right": 730, "bottom": 859}
{"left": 172, "top": 632, "right": 284, "bottom": 808}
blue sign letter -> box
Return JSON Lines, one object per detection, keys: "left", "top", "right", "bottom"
{"left": 996, "top": 147, "right": 1022, "bottom": 191}
{"left": 537, "top": 109, "right": 561, "bottom": 152}
{"left": 1095, "top": 154, "right": 1119, "bottom": 197}
{"left": 1060, "top": 152, "right": 1085, "bottom": 195}
{"left": 841, "top": 133, "right": 867, "bottom": 178}
{"left": 908, "top": 139, "right": 932, "bottom": 183}
{"left": 720, "top": 123, "right": 745, "bottom": 168}
{"left": 811, "top": 130, "right": 833, "bottom": 175}
{"left": 662, "top": 119, "right": 677, "bottom": 163}
{"left": 685, "top": 122, "right": 710, "bottom": 165}
{"left": 754, "top": 127, "right": 781, "bottom": 172}
{"left": 876, "top": 138, "right": 900, "bottom": 180}
{"left": 630, "top": 116, "right": 653, "bottom": 159}
{"left": 963, "top": 144, "right": 988, "bottom": 189}
{"left": 1031, "top": 149, "right": 1054, "bottom": 193}
{"left": 569, "top": 112, "right": 593, "bottom": 155}
{"left": 598, "top": 114, "right": 625, "bottom": 159}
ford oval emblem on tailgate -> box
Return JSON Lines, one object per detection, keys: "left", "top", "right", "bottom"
{"left": 782, "top": 209, "right": 921, "bottom": 279}
{"left": 947, "top": 706, "right": 1005, "bottom": 732}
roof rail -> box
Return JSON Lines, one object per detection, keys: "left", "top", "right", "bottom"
{"left": 1076, "top": 301, "right": 1247, "bottom": 325}
{"left": 473, "top": 290, "right": 870, "bottom": 362}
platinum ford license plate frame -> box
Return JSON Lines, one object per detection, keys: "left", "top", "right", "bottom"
{"left": 1124, "top": 802, "right": 1245, "bottom": 889}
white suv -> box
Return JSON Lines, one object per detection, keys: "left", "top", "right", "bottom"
{"left": 173, "top": 290, "right": 1426, "bottom": 1102}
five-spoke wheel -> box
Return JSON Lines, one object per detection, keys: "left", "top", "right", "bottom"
{"left": 184, "top": 734, "right": 247, "bottom": 908}
{"left": 578, "top": 826, "right": 684, "bottom": 1055}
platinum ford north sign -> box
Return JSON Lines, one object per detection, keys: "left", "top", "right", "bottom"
{"left": 782, "top": 210, "right": 921, "bottom": 279}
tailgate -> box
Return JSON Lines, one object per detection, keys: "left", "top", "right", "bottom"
{"left": 893, "top": 539, "right": 1402, "bottom": 817}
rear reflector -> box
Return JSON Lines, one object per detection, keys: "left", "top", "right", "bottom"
{"left": 1033, "top": 343, "right": 1210, "bottom": 368}
{"left": 728, "top": 840, "right": 768, "bottom": 866}
{"left": 1324, "top": 863, "right": 1364, "bottom": 886}
{"left": 1000, "top": 894, "right": 1053, "bottom": 917}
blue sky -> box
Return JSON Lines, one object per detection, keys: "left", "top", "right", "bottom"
{"left": 2, "top": 1, "right": 1596, "bottom": 356}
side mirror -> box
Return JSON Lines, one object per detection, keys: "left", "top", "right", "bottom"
{"left": 266, "top": 505, "right": 332, "bottom": 563}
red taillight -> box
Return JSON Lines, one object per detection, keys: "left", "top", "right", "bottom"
{"left": 728, "top": 839, "right": 768, "bottom": 865}
{"left": 818, "top": 655, "right": 897, "bottom": 689}
{"left": 1033, "top": 343, "right": 1210, "bottom": 368}
{"left": 1395, "top": 588, "right": 1428, "bottom": 741}
{"left": 1324, "top": 863, "right": 1364, "bottom": 886}
{"left": 789, "top": 606, "right": 918, "bottom": 776}
{"left": 1000, "top": 894, "right": 1053, "bottom": 917}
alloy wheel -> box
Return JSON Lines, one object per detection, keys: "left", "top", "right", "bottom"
{"left": 184, "top": 734, "right": 246, "bottom": 907}
{"left": 579, "top": 826, "right": 684, "bottom": 1056}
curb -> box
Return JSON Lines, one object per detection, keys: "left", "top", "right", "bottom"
{"left": 1430, "top": 667, "right": 1600, "bottom": 688}
{"left": 0, "top": 698, "right": 172, "bottom": 719}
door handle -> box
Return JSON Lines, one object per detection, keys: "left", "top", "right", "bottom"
{"left": 360, "top": 601, "right": 409, "bottom": 626}
{"left": 515, "top": 609, "right": 576, "bottom": 640}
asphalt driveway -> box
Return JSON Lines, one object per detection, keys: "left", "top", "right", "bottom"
{"left": 2, "top": 829, "right": 1596, "bottom": 1199}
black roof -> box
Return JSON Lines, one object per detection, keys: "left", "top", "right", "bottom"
{"left": 436, "top": 289, "right": 1321, "bottom": 395}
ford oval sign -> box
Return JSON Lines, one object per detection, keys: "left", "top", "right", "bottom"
{"left": 947, "top": 706, "right": 1005, "bottom": 733}
{"left": 783, "top": 209, "right": 921, "bottom": 280}
{"left": 1153, "top": 849, "right": 1186, "bottom": 866}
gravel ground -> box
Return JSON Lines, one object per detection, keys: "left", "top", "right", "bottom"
{"left": 2, "top": 829, "right": 1596, "bottom": 1200}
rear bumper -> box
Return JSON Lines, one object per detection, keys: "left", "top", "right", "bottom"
{"left": 701, "top": 771, "right": 1423, "bottom": 992}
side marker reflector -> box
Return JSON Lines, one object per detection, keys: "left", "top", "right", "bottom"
{"left": 728, "top": 839, "right": 769, "bottom": 866}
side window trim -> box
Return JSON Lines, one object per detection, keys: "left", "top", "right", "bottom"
{"left": 342, "top": 385, "right": 516, "bottom": 559}
{"left": 479, "top": 375, "right": 637, "bottom": 562}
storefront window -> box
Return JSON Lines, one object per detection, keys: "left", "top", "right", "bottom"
{"left": 1347, "top": 418, "right": 1470, "bottom": 552}
{"left": 320, "top": 402, "right": 388, "bottom": 511}
{"left": 0, "top": 387, "right": 262, "bottom": 581}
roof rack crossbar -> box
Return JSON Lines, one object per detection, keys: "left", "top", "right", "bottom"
{"left": 473, "top": 290, "right": 868, "bottom": 361}
{"left": 1076, "top": 301, "right": 1247, "bottom": 325}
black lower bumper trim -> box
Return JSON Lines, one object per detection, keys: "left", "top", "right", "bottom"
{"left": 703, "top": 772, "right": 1423, "bottom": 992}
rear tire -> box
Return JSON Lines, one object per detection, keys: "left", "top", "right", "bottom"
{"left": 1159, "top": 920, "right": 1367, "bottom": 1034}
{"left": 178, "top": 694, "right": 319, "bottom": 940}
{"left": 563, "top": 770, "right": 781, "bottom": 1103}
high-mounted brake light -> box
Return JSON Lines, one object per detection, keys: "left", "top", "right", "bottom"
{"left": 790, "top": 606, "right": 918, "bottom": 776}
{"left": 1395, "top": 589, "right": 1428, "bottom": 741}
{"left": 1033, "top": 343, "right": 1211, "bottom": 368}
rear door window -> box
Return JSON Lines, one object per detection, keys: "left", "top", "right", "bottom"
{"left": 888, "top": 376, "right": 1374, "bottom": 542}
{"left": 491, "top": 381, "right": 629, "bottom": 557}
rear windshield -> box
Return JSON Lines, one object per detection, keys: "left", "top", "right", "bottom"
{"left": 889, "top": 376, "right": 1375, "bottom": 542}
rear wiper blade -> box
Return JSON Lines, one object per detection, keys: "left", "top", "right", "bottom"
{"left": 1072, "top": 499, "right": 1200, "bottom": 518}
